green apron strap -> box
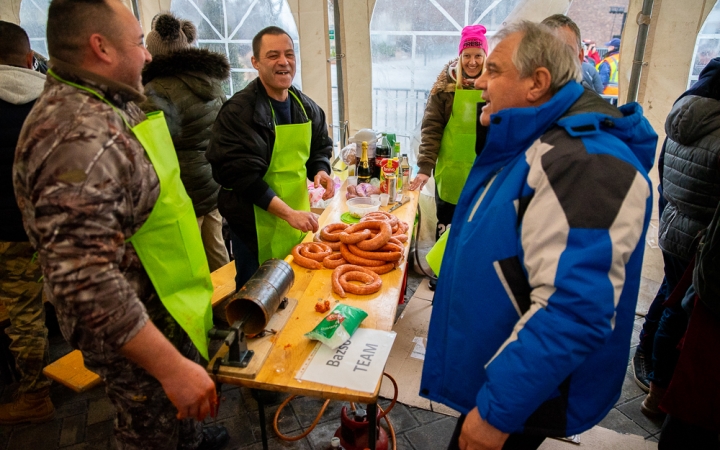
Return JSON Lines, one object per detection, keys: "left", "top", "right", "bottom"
{"left": 47, "top": 69, "right": 132, "bottom": 130}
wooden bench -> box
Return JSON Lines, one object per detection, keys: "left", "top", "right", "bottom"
{"left": 43, "top": 261, "right": 238, "bottom": 392}
{"left": 42, "top": 349, "right": 101, "bottom": 393}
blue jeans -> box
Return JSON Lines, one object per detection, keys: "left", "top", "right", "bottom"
{"left": 649, "top": 300, "right": 690, "bottom": 388}
{"left": 638, "top": 190, "right": 669, "bottom": 352}
{"left": 230, "top": 231, "right": 259, "bottom": 291}
{"left": 638, "top": 251, "right": 688, "bottom": 353}
{"left": 645, "top": 251, "right": 691, "bottom": 388}
{"left": 638, "top": 279, "right": 667, "bottom": 353}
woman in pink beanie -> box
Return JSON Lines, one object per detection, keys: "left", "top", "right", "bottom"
{"left": 410, "top": 25, "right": 488, "bottom": 287}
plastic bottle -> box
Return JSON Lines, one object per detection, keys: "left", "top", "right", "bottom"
{"left": 375, "top": 133, "right": 390, "bottom": 179}
{"left": 400, "top": 154, "right": 410, "bottom": 193}
{"left": 330, "top": 436, "right": 343, "bottom": 449}
{"left": 357, "top": 141, "right": 371, "bottom": 184}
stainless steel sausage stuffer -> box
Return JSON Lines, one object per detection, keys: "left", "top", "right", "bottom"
{"left": 208, "top": 259, "right": 295, "bottom": 370}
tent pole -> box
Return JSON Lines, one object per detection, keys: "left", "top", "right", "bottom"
{"left": 626, "top": 0, "right": 654, "bottom": 103}
{"left": 333, "top": 0, "right": 348, "bottom": 148}
{"left": 130, "top": 0, "right": 141, "bottom": 21}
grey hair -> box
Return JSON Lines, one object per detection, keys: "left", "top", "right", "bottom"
{"left": 494, "top": 21, "right": 581, "bottom": 94}
{"left": 541, "top": 14, "right": 582, "bottom": 56}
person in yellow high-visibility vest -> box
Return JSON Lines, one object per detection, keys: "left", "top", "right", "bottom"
{"left": 597, "top": 38, "right": 620, "bottom": 95}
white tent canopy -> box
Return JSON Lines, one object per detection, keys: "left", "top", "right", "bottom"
{"left": 1, "top": 0, "right": 717, "bottom": 162}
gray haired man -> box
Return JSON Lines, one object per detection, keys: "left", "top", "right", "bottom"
{"left": 419, "top": 21, "right": 656, "bottom": 450}
{"left": 541, "top": 14, "right": 604, "bottom": 94}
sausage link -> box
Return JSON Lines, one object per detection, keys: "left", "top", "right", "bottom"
{"left": 366, "top": 263, "right": 395, "bottom": 275}
{"left": 299, "top": 242, "right": 333, "bottom": 261}
{"left": 391, "top": 233, "right": 408, "bottom": 243}
{"left": 320, "top": 223, "right": 348, "bottom": 242}
{"left": 339, "top": 272, "right": 382, "bottom": 296}
{"left": 332, "top": 264, "right": 382, "bottom": 297}
{"left": 338, "top": 228, "right": 372, "bottom": 244}
{"left": 314, "top": 232, "right": 342, "bottom": 250}
{"left": 322, "top": 253, "right": 347, "bottom": 269}
{"left": 350, "top": 221, "right": 392, "bottom": 251}
{"left": 362, "top": 211, "right": 399, "bottom": 227}
{"left": 291, "top": 244, "right": 322, "bottom": 270}
{"left": 340, "top": 244, "right": 386, "bottom": 267}
{"left": 347, "top": 244, "right": 402, "bottom": 262}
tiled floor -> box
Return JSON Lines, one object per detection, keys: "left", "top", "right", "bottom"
{"left": 0, "top": 266, "right": 665, "bottom": 449}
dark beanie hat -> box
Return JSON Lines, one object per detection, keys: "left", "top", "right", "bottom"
{"left": 145, "top": 13, "right": 197, "bottom": 57}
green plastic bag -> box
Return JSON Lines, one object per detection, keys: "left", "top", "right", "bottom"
{"left": 305, "top": 304, "right": 368, "bottom": 349}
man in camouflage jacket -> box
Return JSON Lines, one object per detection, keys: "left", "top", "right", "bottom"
{"left": 14, "top": 1, "right": 226, "bottom": 448}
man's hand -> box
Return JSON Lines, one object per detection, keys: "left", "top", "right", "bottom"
{"left": 409, "top": 173, "right": 430, "bottom": 191}
{"left": 314, "top": 170, "right": 335, "bottom": 200}
{"left": 458, "top": 407, "right": 509, "bottom": 450}
{"left": 159, "top": 357, "right": 217, "bottom": 421}
{"left": 267, "top": 197, "right": 319, "bottom": 232}
{"left": 119, "top": 321, "right": 218, "bottom": 422}
{"left": 286, "top": 210, "right": 319, "bottom": 233}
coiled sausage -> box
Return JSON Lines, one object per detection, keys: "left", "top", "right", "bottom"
{"left": 332, "top": 264, "right": 382, "bottom": 298}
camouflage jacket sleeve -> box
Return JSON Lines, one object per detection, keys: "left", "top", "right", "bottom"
{"left": 15, "top": 78, "right": 160, "bottom": 359}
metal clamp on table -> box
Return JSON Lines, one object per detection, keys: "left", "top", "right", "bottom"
{"left": 208, "top": 320, "right": 254, "bottom": 370}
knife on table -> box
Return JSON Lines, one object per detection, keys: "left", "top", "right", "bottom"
{"left": 388, "top": 196, "right": 409, "bottom": 212}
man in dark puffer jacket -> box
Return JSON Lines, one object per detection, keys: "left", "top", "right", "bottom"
{"left": 141, "top": 13, "right": 230, "bottom": 271}
{"left": 639, "top": 67, "right": 720, "bottom": 420}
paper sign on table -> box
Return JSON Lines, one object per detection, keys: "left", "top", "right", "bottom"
{"left": 297, "top": 328, "right": 396, "bottom": 393}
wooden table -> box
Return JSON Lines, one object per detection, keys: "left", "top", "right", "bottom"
{"left": 209, "top": 183, "right": 419, "bottom": 449}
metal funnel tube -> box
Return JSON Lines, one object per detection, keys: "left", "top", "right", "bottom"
{"left": 225, "top": 259, "right": 295, "bottom": 335}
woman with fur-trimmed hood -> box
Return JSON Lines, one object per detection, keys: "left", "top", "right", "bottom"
{"left": 141, "top": 13, "right": 231, "bottom": 271}
{"left": 410, "top": 25, "right": 488, "bottom": 248}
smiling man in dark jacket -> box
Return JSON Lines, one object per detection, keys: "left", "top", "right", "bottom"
{"left": 207, "top": 26, "right": 334, "bottom": 288}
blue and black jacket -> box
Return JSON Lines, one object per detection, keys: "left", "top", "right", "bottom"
{"left": 420, "top": 81, "right": 657, "bottom": 436}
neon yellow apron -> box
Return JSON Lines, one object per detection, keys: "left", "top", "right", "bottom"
{"left": 426, "top": 226, "right": 449, "bottom": 276}
{"left": 48, "top": 70, "right": 213, "bottom": 359}
{"left": 434, "top": 89, "right": 483, "bottom": 204}
{"left": 254, "top": 91, "right": 312, "bottom": 264}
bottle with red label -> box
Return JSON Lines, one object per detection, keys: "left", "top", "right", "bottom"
{"left": 375, "top": 133, "right": 390, "bottom": 179}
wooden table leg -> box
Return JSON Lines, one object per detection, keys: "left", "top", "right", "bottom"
{"left": 367, "top": 402, "right": 377, "bottom": 450}
{"left": 251, "top": 389, "right": 269, "bottom": 450}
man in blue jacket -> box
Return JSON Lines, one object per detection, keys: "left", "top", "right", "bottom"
{"left": 421, "top": 21, "right": 656, "bottom": 450}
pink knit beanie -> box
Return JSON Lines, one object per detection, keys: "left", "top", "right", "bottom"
{"left": 458, "top": 25, "right": 488, "bottom": 56}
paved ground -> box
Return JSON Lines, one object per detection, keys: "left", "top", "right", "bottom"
{"left": 0, "top": 270, "right": 664, "bottom": 449}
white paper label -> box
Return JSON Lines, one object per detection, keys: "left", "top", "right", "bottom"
{"left": 411, "top": 336, "right": 426, "bottom": 360}
{"left": 298, "top": 328, "right": 396, "bottom": 393}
